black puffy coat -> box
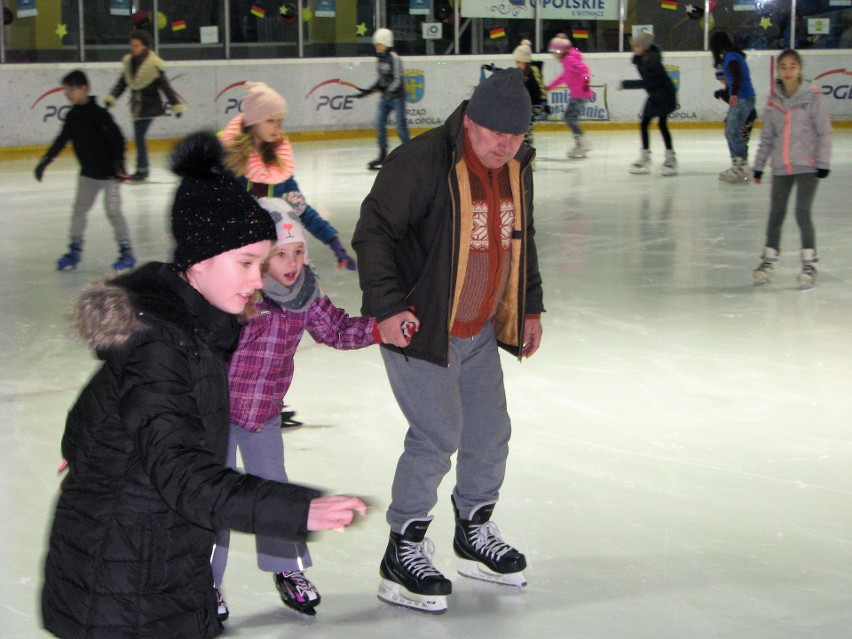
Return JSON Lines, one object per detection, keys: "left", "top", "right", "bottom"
{"left": 622, "top": 44, "right": 678, "bottom": 118}
{"left": 42, "top": 263, "right": 320, "bottom": 639}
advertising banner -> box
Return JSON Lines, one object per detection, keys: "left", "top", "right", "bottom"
{"left": 461, "top": 0, "right": 619, "bottom": 21}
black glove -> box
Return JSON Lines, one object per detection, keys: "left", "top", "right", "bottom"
{"left": 480, "top": 63, "right": 497, "bottom": 72}
{"left": 752, "top": 170, "right": 763, "bottom": 183}
{"left": 34, "top": 157, "right": 50, "bottom": 182}
{"left": 355, "top": 87, "right": 372, "bottom": 98}
{"left": 816, "top": 168, "right": 829, "bottom": 179}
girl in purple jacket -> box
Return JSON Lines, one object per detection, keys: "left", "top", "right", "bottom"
{"left": 546, "top": 33, "right": 595, "bottom": 159}
{"left": 211, "top": 198, "right": 387, "bottom": 620}
{"left": 751, "top": 49, "right": 832, "bottom": 289}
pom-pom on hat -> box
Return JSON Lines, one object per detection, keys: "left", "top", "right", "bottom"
{"left": 257, "top": 197, "right": 308, "bottom": 263}
{"left": 547, "top": 33, "right": 572, "bottom": 54}
{"left": 170, "top": 130, "right": 277, "bottom": 270}
{"left": 372, "top": 28, "right": 393, "bottom": 47}
{"left": 631, "top": 30, "right": 654, "bottom": 48}
{"left": 466, "top": 67, "right": 532, "bottom": 135}
{"left": 241, "top": 81, "right": 288, "bottom": 127}
{"left": 512, "top": 39, "right": 533, "bottom": 63}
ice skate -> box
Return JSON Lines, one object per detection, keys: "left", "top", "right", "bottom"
{"left": 378, "top": 517, "right": 452, "bottom": 614}
{"left": 274, "top": 571, "right": 321, "bottom": 616}
{"left": 214, "top": 588, "right": 229, "bottom": 622}
{"left": 368, "top": 149, "right": 387, "bottom": 171}
{"left": 280, "top": 405, "right": 303, "bottom": 429}
{"left": 56, "top": 242, "right": 82, "bottom": 271}
{"left": 660, "top": 149, "right": 678, "bottom": 176}
{"left": 797, "top": 249, "right": 818, "bottom": 290}
{"left": 719, "top": 157, "right": 750, "bottom": 183}
{"left": 128, "top": 169, "right": 149, "bottom": 183}
{"left": 630, "top": 150, "right": 651, "bottom": 174}
{"left": 752, "top": 247, "right": 778, "bottom": 285}
{"left": 112, "top": 243, "right": 136, "bottom": 271}
{"left": 568, "top": 134, "right": 590, "bottom": 159}
{"left": 452, "top": 497, "right": 527, "bottom": 588}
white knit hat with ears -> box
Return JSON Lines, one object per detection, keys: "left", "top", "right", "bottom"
{"left": 512, "top": 39, "right": 533, "bottom": 63}
{"left": 257, "top": 197, "right": 308, "bottom": 263}
{"left": 372, "top": 28, "right": 393, "bottom": 47}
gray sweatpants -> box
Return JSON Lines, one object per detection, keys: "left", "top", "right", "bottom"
{"left": 211, "top": 418, "right": 311, "bottom": 588}
{"left": 765, "top": 172, "right": 818, "bottom": 251}
{"left": 381, "top": 321, "right": 512, "bottom": 533}
{"left": 69, "top": 175, "right": 130, "bottom": 245}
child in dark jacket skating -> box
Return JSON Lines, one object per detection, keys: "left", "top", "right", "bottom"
{"left": 35, "top": 69, "right": 135, "bottom": 272}
{"left": 619, "top": 31, "right": 678, "bottom": 176}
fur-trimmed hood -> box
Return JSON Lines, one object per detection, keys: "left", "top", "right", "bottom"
{"left": 71, "top": 262, "right": 241, "bottom": 357}
{"left": 121, "top": 51, "right": 166, "bottom": 90}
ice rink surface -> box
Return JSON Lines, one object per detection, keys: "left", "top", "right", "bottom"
{"left": 1, "top": 127, "right": 851, "bottom": 638}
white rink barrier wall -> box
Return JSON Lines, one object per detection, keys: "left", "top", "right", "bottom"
{"left": 1, "top": 51, "right": 850, "bottom": 150}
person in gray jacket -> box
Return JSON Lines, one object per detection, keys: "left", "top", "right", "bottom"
{"left": 353, "top": 68, "right": 544, "bottom": 614}
{"left": 751, "top": 49, "right": 832, "bottom": 289}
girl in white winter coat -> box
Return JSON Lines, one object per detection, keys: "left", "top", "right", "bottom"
{"left": 751, "top": 49, "right": 832, "bottom": 289}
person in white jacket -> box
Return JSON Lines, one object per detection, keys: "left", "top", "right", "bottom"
{"left": 751, "top": 49, "right": 832, "bottom": 289}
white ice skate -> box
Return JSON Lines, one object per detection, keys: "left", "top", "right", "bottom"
{"left": 377, "top": 579, "right": 448, "bottom": 614}
{"left": 457, "top": 557, "right": 527, "bottom": 587}
{"left": 568, "top": 134, "right": 590, "bottom": 159}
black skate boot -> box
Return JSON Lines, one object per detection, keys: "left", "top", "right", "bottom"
{"left": 378, "top": 517, "right": 452, "bottom": 614}
{"left": 452, "top": 496, "right": 527, "bottom": 587}
{"left": 367, "top": 149, "right": 387, "bottom": 171}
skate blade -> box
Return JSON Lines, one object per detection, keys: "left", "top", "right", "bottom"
{"left": 457, "top": 559, "right": 527, "bottom": 587}
{"left": 377, "top": 580, "right": 448, "bottom": 614}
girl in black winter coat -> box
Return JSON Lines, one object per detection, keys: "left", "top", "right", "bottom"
{"left": 619, "top": 31, "right": 678, "bottom": 176}
{"left": 41, "top": 131, "right": 367, "bottom": 639}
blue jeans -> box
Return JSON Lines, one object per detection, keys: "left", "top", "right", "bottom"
{"left": 376, "top": 96, "right": 410, "bottom": 151}
{"left": 133, "top": 118, "right": 153, "bottom": 172}
{"left": 725, "top": 97, "right": 755, "bottom": 159}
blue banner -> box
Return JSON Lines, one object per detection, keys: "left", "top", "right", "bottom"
{"left": 109, "top": 0, "right": 131, "bottom": 17}
{"left": 410, "top": 0, "right": 431, "bottom": 15}
{"left": 315, "top": 0, "right": 335, "bottom": 18}
{"left": 16, "top": 0, "right": 37, "bottom": 18}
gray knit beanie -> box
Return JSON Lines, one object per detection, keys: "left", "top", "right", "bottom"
{"left": 466, "top": 67, "right": 532, "bottom": 135}
{"left": 632, "top": 30, "right": 654, "bottom": 48}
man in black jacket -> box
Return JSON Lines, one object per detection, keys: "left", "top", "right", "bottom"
{"left": 353, "top": 68, "right": 544, "bottom": 614}
{"left": 35, "top": 70, "right": 135, "bottom": 271}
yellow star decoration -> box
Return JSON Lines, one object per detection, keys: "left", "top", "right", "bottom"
{"left": 356, "top": 22, "right": 367, "bottom": 36}
{"left": 759, "top": 16, "right": 772, "bottom": 30}
{"left": 55, "top": 23, "right": 68, "bottom": 39}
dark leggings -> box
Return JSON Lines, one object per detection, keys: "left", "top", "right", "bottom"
{"left": 765, "top": 173, "right": 818, "bottom": 251}
{"left": 641, "top": 114, "right": 672, "bottom": 150}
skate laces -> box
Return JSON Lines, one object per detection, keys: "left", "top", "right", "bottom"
{"left": 467, "top": 522, "right": 514, "bottom": 561}
{"left": 281, "top": 571, "right": 318, "bottom": 602}
{"left": 400, "top": 538, "right": 444, "bottom": 579}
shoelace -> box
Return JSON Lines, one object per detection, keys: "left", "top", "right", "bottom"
{"left": 466, "top": 522, "right": 513, "bottom": 561}
{"left": 282, "top": 572, "right": 317, "bottom": 600}
{"left": 400, "top": 538, "right": 444, "bottom": 579}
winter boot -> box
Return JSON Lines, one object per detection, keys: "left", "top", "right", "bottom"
{"left": 129, "top": 168, "right": 149, "bottom": 183}
{"left": 752, "top": 247, "right": 779, "bottom": 285}
{"left": 214, "top": 588, "right": 229, "bottom": 622}
{"left": 274, "top": 571, "right": 321, "bottom": 616}
{"left": 719, "top": 157, "right": 750, "bottom": 183}
{"left": 568, "top": 134, "right": 590, "bottom": 159}
{"left": 378, "top": 517, "right": 452, "bottom": 614}
{"left": 452, "top": 496, "right": 527, "bottom": 587}
{"left": 56, "top": 242, "right": 82, "bottom": 271}
{"left": 630, "top": 149, "right": 651, "bottom": 174}
{"left": 660, "top": 149, "right": 678, "bottom": 176}
{"left": 368, "top": 149, "right": 387, "bottom": 171}
{"left": 112, "top": 242, "right": 136, "bottom": 271}
{"left": 797, "top": 248, "right": 818, "bottom": 289}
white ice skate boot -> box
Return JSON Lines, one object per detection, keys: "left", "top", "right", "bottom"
{"left": 630, "top": 149, "right": 651, "bottom": 174}
{"left": 660, "top": 149, "right": 678, "bottom": 176}
{"left": 452, "top": 497, "right": 527, "bottom": 587}
{"left": 378, "top": 518, "right": 452, "bottom": 614}
{"left": 752, "top": 247, "right": 779, "bottom": 285}
{"left": 719, "top": 157, "right": 750, "bottom": 183}
{"left": 568, "top": 134, "right": 590, "bottom": 159}
{"left": 797, "top": 248, "right": 818, "bottom": 289}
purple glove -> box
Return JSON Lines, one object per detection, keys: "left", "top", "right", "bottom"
{"left": 329, "top": 237, "right": 357, "bottom": 271}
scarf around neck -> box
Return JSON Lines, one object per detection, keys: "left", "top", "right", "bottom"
{"left": 262, "top": 264, "right": 320, "bottom": 312}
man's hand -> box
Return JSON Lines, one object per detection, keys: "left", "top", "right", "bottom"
{"left": 522, "top": 317, "right": 542, "bottom": 358}
{"left": 378, "top": 309, "right": 419, "bottom": 348}
{"left": 307, "top": 495, "right": 368, "bottom": 532}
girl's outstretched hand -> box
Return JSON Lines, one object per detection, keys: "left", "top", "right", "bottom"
{"left": 307, "top": 495, "right": 369, "bottom": 532}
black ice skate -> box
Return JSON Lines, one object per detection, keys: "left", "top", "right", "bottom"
{"left": 367, "top": 149, "right": 387, "bottom": 171}
{"left": 274, "top": 570, "right": 321, "bottom": 616}
{"left": 452, "top": 496, "right": 527, "bottom": 587}
{"left": 378, "top": 517, "right": 452, "bottom": 614}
